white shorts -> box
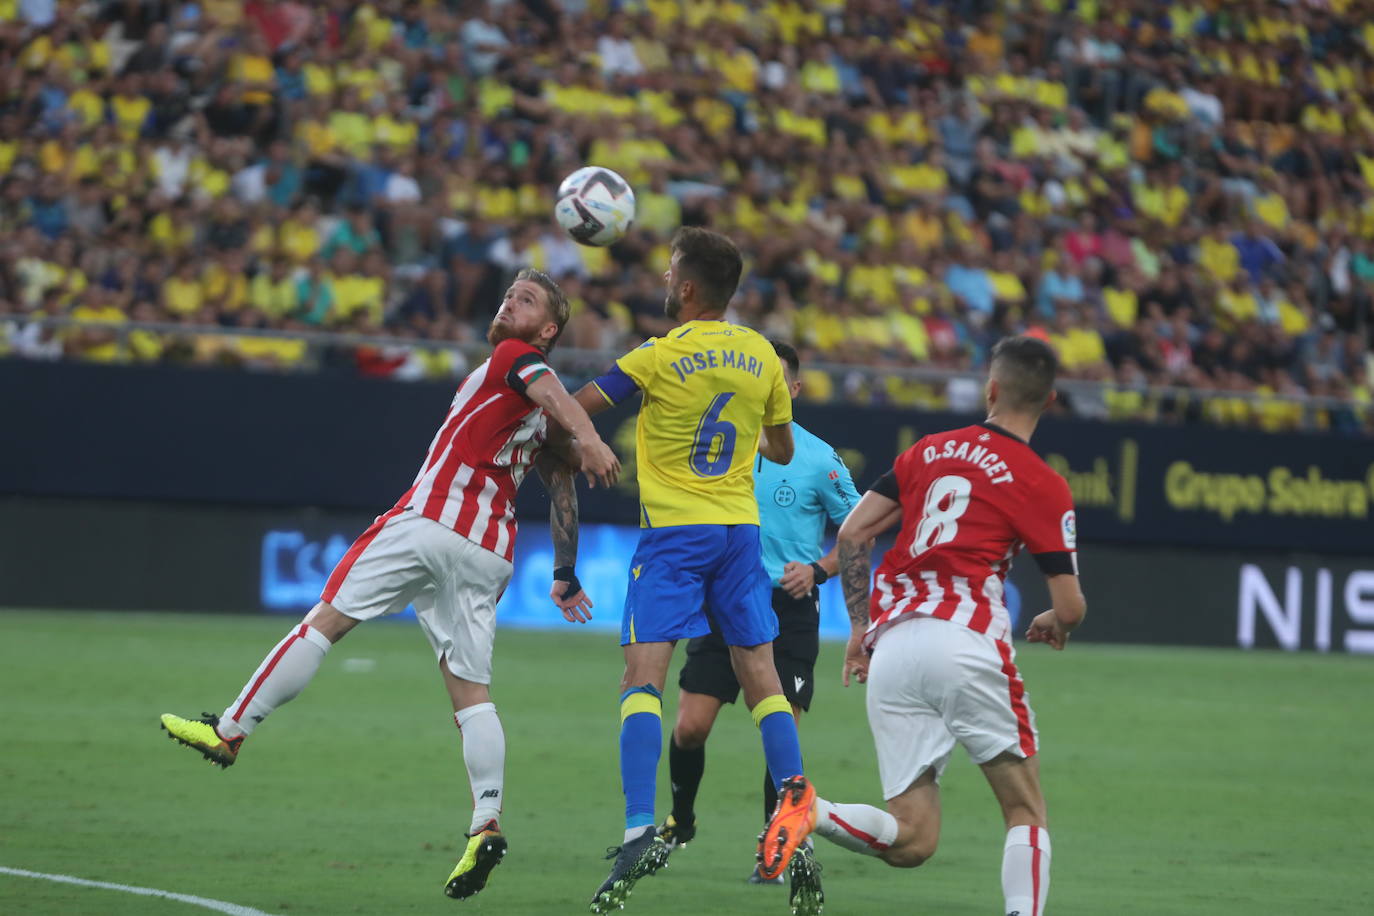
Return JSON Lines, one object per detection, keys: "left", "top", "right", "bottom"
{"left": 321, "top": 508, "right": 513, "bottom": 684}
{"left": 866, "top": 615, "right": 1038, "bottom": 800}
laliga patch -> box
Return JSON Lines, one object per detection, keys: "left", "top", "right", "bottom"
{"left": 1061, "top": 510, "right": 1077, "bottom": 550}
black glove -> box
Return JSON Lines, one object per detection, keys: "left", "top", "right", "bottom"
{"left": 554, "top": 565, "right": 584, "bottom": 600}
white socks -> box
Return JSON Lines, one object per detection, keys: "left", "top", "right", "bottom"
{"left": 220, "top": 624, "right": 332, "bottom": 738}
{"left": 1002, "top": 825, "right": 1051, "bottom": 916}
{"left": 812, "top": 797, "right": 899, "bottom": 856}
{"left": 455, "top": 702, "right": 506, "bottom": 834}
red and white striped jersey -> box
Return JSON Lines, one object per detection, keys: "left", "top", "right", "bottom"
{"left": 395, "top": 338, "right": 555, "bottom": 561}
{"left": 864, "top": 423, "right": 1077, "bottom": 649}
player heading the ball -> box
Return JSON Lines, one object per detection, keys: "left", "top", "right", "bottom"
{"left": 160, "top": 269, "right": 619, "bottom": 904}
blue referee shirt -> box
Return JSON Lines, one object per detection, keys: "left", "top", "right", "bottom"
{"left": 754, "top": 422, "right": 861, "bottom": 587}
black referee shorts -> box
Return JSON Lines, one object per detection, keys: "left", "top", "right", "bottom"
{"left": 678, "top": 587, "right": 821, "bottom": 712}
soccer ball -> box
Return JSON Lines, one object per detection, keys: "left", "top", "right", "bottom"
{"left": 554, "top": 167, "right": 636, "bottom": 247}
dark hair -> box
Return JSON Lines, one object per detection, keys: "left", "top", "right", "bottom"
{"left": 670, "top": 226, "right": 743, "bottom": 312}
{"left": 989, "top": 336, "right": 1058, "bottom": 412}
{"left": 770, "top": 339, "right": 800, "bottom": 376}
{"left": 514, "top": 267, "right": 570, "bottom": 348}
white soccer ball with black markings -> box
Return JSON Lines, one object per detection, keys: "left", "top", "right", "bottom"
{"left": 554, "top": 166, "right": 636, "bottom": 247}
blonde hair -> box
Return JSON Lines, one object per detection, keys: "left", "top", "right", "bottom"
{"left": 515, "top": 267, "right": 569, "bottom": 349}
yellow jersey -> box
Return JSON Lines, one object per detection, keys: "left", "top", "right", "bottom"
{"left": 594, "top": 320, "right": 791, "bottom": 528}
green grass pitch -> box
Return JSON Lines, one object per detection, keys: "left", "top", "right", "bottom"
{"left": 1, "top": 609, "right": 1370, "bottom": 915}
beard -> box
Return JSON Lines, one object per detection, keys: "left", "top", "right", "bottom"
{"left": 487, "top": 316, "right": 517, "bottom": 345}
{"left": 664, "top": 285, "right": 683, "bottom": 320}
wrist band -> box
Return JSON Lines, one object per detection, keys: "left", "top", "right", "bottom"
{"left": 554, "top": 565, "right": 582, "bottom": 599}
{"left": 809, "top": 562, "right": 829, "bottom": 585}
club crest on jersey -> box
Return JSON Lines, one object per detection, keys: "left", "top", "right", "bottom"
{"left": 1061, "top": 510, "right": 1077, "bottom": 549}
{"left": 774, "top": 484, "right": 796, "bottom": 507}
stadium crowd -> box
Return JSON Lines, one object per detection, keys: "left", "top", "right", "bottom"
{"left": 0, "top": 0, "right": 1371, "bottom": 432}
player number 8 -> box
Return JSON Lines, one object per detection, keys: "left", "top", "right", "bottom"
{"left": 910, "top": 474, "right": 972, "bottom": 557}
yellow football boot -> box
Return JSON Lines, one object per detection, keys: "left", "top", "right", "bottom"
{"left": 444, "top": 821, "right": 507, "bottom": 900}
{"left": 159, "top": 713, "right": 242, "bottom": 768}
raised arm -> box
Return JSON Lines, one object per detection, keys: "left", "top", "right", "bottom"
{"left": 533, "top": 447, "right": 594, "bottom": 625}
{"left": 574, "top": 382, "right": 615, "bottom": 417}
{"left": 837, "top": 490, "right": 902, "bottom": 686}
{"left": 525, "top": 374, "right": 619, "bottom": 488}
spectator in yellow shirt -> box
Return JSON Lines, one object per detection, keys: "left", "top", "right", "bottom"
{"left": 328, "top": 90, "right": 375, "bottom": 160}
{"left": 634, "top": 171, "right": 682, "bottom": 238}
{"left": 1134, "top": 167, "right": 1189, "bottom": 227}
{"left": 1197, "top": 223, "right": 1240, "bottom": 283}
{"left": 372, "top": 94, "right": 418, "bottom": 151}
{"left": 967, "top": 14, "right": 1005, "bottom": 64}
{"left": 231, "top": 33, "right": 277, "bottom": 107}
{"left": 1301, "top": 100, "right": 1343, "bottom": 136}
{"left": 249, "top": 259, "right": 300, "bottom": 320}
{"left": 714, "top": 36, "right": 759, "bottom": 93}
{"left": 278, "top": 201, "right": 322, "bottom": 264}
{"left": 161, "top": 260, "right": 205, "bottom": 317}
{"left": 799, "top": 44, "right": 841, "bottom": 94}
{"left": 109, "top": 74, "right": 152, "bottom": 141}
{"left": 146, "top": 200, "right": 197, "bottom": 254}
{"left": 987, "top": 250, "right": 1027, "bottom": 305}
{"left": 1217, "top": 276, "right": 1259, "bottom": 327}
{"left": 1049, "top": 307, "right": 1108, "bottom": 378}
{"left": 1252, "top": 173, "right": 1291, "bottom": 233}
{"left": 330, "top": 250, "right": 388, "bottom": 326}
{"left": 201, "top": 251, "right": 249, "bottom": 314}
{"left": 68, "top": 291, "right": 127, "bottom": 362}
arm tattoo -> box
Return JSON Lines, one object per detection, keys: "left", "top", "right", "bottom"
{"left": 536, "top": 451, "right": 579, "bottom": 569}
{"left": 838, "top": 539, "right": 872, "bottom": 628}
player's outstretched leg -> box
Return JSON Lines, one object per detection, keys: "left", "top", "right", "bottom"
{"left": 444, "top": 819, "right": 507, "bottom": 900}
{"left": 159, "top": 625, "right": 331, "bottom": 767}
{"left": 159, "top": 713, "right": 243, "bottom": 768}
{"left": 160, "top": 618, "right": 335, "bottom": 766}
{"left": 589, "top": 828, "right": 670, "bottom": 914}
{"left": 811, "top": 797, "right": 901, "bottom": 858}
{"left": 787, "top": 842, "right": 824, "bottom": 916}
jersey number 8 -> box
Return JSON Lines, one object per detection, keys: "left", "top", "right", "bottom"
{"left": 690, "top": 392, "right": 736, "bottom": 477}
{"left": 910, "top": 474, "right": 972, "bottom": 557}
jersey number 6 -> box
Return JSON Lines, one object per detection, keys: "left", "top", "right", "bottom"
{"left": 690, "top": 392, "right": 736, "bottom": 477}
{"left": 910, "top": 474, "right": 972, "bottom": 557}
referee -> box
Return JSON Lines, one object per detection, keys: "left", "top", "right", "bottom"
{"left": 658, "top": 340, "right": 860, "bottom": 883}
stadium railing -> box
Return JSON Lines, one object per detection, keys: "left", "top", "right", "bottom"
{"left": 10, "top": 315, "right": 1371, "bottom": 435}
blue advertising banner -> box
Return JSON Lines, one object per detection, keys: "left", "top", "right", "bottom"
{"left": 259, "top": 520, "right": 1024, "bottom": 640}
{"left": 6, "top": 497, "right": 1369, "bottom": 654}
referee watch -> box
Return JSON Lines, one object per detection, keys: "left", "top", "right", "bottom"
{"left": 809, "top": 562, "right": 829, "bottom": 585}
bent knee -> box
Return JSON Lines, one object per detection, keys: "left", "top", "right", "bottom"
{"left": 881, "top": 838, "right": 936, "bottom": 869}
{"left": 673, "top": 720, "right": 712, "bottom": 749}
